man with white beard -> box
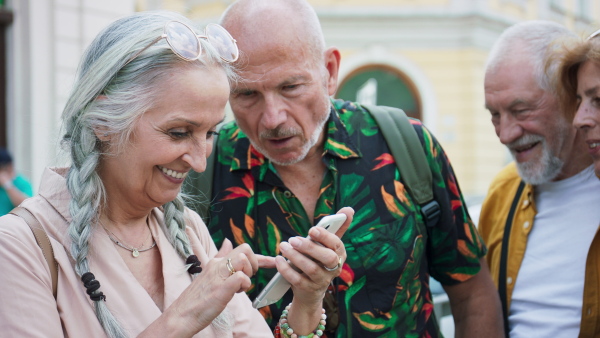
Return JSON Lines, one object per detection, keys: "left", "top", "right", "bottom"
{"left": 479, "top": 21, "right": 600, "bottom": 337}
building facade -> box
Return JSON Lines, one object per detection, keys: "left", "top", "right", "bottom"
{"left": 2, "top": 0, "right": 135, "bottom": 189}
{"left": 138, "top": 0, "right": 600, "bottom": 197}
{"left": 2, "top": 0, "right": 599, "bottom": 197}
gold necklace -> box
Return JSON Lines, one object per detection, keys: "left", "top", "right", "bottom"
{"left": 102, "top": 223, "right": 155, "bottom": 258}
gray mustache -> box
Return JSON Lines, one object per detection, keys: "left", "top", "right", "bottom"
{"left": 260, "top": 127, "right": 301, "bottom": 139}
{"left": 507, "top": 134, "right": 544, "bottom": 150}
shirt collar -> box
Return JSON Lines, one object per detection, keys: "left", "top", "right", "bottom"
{"left": 323, "top": 104, "right": 362, "bottom": 160}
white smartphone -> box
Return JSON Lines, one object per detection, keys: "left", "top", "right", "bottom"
{"left": 252, "top": 213, "right": 347, "bottom": 309}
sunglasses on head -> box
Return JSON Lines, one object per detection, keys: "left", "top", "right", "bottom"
{"left": 125, "top": 20, "right": 239, "bottom": 66}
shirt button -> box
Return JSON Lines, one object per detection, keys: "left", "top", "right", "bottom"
{"left": 507, "top": 277, "right": 513, "bottom": 285}
{"left": 283, "top": 190, "right": 293, "bottom": 198}
{"left": 523, "top": 199, "right": 529, "bottom": 207}
{"left": 523, "top": 221, "right": 530, "bottom": 229}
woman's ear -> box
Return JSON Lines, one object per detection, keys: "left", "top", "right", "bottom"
{"left": 94, "top": 127, "right": 111, "bottom": 142}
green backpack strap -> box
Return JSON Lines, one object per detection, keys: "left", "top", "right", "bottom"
{"left": 362, "top": 104, "right": 441, "bottom": 228}
{"left": 183, "top": 141, "right": 218, "bottom": 223}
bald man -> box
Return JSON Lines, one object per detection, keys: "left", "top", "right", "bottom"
{"left": 187, "top": 0, "right": 503, "bottom": 336}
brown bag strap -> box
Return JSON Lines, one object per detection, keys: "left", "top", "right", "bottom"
{"left": 10, "top": 206, "right": 58, "bottom": 299}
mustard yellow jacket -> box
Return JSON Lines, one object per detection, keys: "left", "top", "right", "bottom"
{"left": 478, "top": 162, "right": 600, "bottom": 337}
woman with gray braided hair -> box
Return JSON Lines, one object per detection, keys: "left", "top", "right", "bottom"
{"left": 0, "top": 11, "right": 352, "bottom": 337}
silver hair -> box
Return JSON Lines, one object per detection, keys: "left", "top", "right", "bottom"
{"left": 61, "top": 11, "right": 235, "bottom": 337}
{"left": 485, "top": 20, "right": 576, "bottom": 94}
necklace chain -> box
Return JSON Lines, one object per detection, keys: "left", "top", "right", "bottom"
{"left": 101, "top": 222, "right": 155, "bottom": 258}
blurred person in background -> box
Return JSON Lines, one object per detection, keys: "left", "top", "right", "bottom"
{"left": 0, "top": 147, "right": 32, "bottom": 215}
{"left": 554, "top": 28, "right": 600, "bottom": 337}
{"left": 557, "top": 29, "right": 600, "bottom": 178}
{"left": 480, "top": 21, "right": 600, "bottom": 337}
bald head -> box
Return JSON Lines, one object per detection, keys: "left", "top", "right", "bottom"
{"left": 220, "top": 0, "right": 326, "bottom": 64}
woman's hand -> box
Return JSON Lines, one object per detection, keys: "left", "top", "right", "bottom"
{"left": 147, "top": 240, "right": 259, "bottom": 337}
{"left": 277, "top": 207, "right": 354, "bottom": 335}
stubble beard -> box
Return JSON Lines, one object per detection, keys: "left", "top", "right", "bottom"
{"left": 253, "top": 108, "right": 330, "bottom": 166}
{"left": 510, "top": 127, "right": 568, "bottom": 185}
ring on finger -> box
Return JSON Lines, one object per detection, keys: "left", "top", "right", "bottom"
{"left": 226, "top": 258, "right": 236, "bottom": 276}
{"left": 324, "top": 256, "right": 342, "bottom": 272}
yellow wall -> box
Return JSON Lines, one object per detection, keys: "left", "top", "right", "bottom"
{"left": 391, "top": 48, "right": 506, "bottom": 195}
{"left": 137, "top": 1, "right": 228, "bottom": 18}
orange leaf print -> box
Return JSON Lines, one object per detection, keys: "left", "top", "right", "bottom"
{"left": 319, "top": 182, "right": 333, "bottom": 197}
{"left": 221, "top": 187, "right": 252, "bottom": 201}
{"left": 447, "top": 176, "right": 459, "bottom": 197}
{"left": 353, "top": 312, "right": 386, "bottom": 331}
{"left": 267, "top": 216, "right": 282, "bottom": 255}
{"left": 457, "top": 239, "right": 477, "bottom": 259}
{"left": 372, "top": 153, "right": 395, "bottom": 171}
{"left": 394, "top": 180, "right": 410, "bottom": 204}
{"left": 446, "top": 271, "right": 474, "bottom": 282}
{"left": 229, "top": 128, "right": 240, "bottom": 140}
{"left": 244, "top": 214, "right": 255, "bottom": 238}
{"left": 381, "top": 186, "right": 405, "bottom": 217}
{"left": 230, "top": 219, "right": 245, "bottom": 246}
{"left": 339, "top": 263, "right": 354, "bottom": 286}
{"left": 258, "top": 304, "right": 272, "bottom": 321}
{"left": 249, "top": 146, "right": 265, "bottom": 167}
{"left": 417, "top": 123, "right": 437, "bottom": 158}
{"left": 241, "top": 172, "right": 254, "bottom": 195}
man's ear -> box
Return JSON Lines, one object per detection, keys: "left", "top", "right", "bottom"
{"left": 324, "top": 47, "right": 341, "bottom": 97}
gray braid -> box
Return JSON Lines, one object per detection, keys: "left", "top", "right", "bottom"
{"left": 65, "top": 122, "right": 127, "bottom": 337}
{"left": 163, "top": 195, "right": 234, "bottom": 333}
{"left": 162, "top": 195, "right": 193, "bottom": 260}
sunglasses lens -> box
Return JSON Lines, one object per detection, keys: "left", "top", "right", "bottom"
{"left": 206, "top": 24, "right": 239, "bottom": 62}
{"left": 165, "top": 21, "right": 201, "bottom": 61}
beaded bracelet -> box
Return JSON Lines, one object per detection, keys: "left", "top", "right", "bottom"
{"left": 277, "top": 303, "right": 327, "bottom": 338}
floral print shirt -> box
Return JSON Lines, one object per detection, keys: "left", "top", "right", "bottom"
{"left": 205, "top": 99, "right": 487, "bottom": 337}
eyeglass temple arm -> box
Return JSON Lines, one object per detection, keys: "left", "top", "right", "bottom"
{"left": 587, "top": 28, "right": 600, "bottom": 40}
{"left": 123, "top": 34, "right": 166, "bottom": 67}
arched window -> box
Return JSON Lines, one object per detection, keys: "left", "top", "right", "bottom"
{"left": 336, "top": 65, "right": 422, "bottom": 120}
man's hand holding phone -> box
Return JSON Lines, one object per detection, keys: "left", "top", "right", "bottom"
{"left": 252, "top": 207, "right": 354, "bottom": 308}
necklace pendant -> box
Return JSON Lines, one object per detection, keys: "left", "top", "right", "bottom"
{"left": 132, "top": 248, "right": 140, "bottom": 258}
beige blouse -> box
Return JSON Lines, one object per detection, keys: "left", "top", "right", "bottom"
{"left": 0, "top": 167, "right": 271, "bottom": 337}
